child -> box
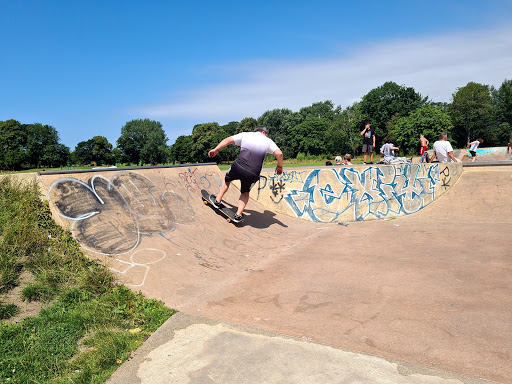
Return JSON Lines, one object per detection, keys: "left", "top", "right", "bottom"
{"left": 467, "top": 138, "right": 483, "bottom": 162}
{"left": 342, "top": 154, "right": 352, "bottom": 165}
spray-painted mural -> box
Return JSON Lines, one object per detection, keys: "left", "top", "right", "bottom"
{"left": 251, "top": 163, "right": 462, "bottom": 223}
{"left": 43, "top": 167, "right": 223, "bottom": 287}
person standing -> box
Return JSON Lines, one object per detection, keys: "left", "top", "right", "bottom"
{"left": 208, "top": 126, "right": 283, "bottom": 223}
{"left": 419, "top": 134, "right": 429, "bottom": 162}
{"left": 429, "top": 132, "right": 459, "bottom": 163}
{"left": 360, "top": 121, "right": 375, "bottom": 164}
{"left": 467, "top": 138, "right": 483, "bottom": 162}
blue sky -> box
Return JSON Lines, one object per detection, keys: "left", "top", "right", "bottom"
{"left": 1, "top": 0, "right": 511, "bottom": 150}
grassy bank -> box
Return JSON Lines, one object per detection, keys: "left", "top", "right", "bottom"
{"left": 0, "top": 177, "right": 174, "bottom": 383}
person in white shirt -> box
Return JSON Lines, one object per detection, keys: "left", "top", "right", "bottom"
{"left": 467, "top": 138, "right": 483, "bottom": 162}
{"left": 429, "top": 132, "right": 459, "bottom": 163}
{"left": 208, "top": 126, "right": 283, "bottom": 222}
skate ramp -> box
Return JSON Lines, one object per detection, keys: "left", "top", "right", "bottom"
{"left": 454, "top": 146, "right": 510, "bottom": 162}
{"left": 38, "top": 164, "right": 512, "bottom": 383}
{"left": 248, "top": 162, "right": 462, "bottom": 222}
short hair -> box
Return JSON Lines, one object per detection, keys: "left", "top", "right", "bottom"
{"left": 439, "top": 132, "right": 448, "bottom": 140}
{"left": 254, "top": 126, "right": 269, "bottom": 134}
{"left": 344, "top": 153, "right": 352, "bottom": 160}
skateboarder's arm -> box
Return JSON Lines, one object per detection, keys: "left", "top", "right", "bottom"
{"left": 208, "top": 137, "right": 235, "bottom": 158}
{"left": 273, "top": 149, "right": 283, "bottom": 175}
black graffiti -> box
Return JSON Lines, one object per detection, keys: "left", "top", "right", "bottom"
{"left": 440, "top": 166, "right": 451, "bottom": 189}
{"left": 257, "top": 176, "right": 267, "bottom": 199}
{"left": 269, "top": 179, "right": 286, "bottom": 197}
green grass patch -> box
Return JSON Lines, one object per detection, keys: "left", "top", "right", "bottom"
{"left": 0, "top": 176, "right": 175, "bottom": 383}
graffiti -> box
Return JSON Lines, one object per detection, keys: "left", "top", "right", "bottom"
{"left": 268, "top": 170, "right": 306, "bottom": 183}
{"left": 48, "top": 170, "right": 197, "bottom": 256}
{"left": 440, "top": 166, "right": 451, "bottom": 189}
{"left": 178, "top": 168, "right": 218, "bottom": 194}
{"left": 269, "top": 179, "right": 286, "bottom": 203}
{"left": 278, "top": 164, "right": 442, "bottom": 222}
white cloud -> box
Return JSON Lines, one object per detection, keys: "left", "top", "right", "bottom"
{"left": 139, "top": 28, "right": 512, "bottom": 123}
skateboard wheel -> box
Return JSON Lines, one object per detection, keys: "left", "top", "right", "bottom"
{"left": 226, "top": 218, "right": 231, "bottom": 223}
{"left": 203, "top": 200, "right": 208, "bottom": 205}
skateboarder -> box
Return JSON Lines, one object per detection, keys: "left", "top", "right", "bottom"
{"left": 360, "top": 121, "right": 375, "bottom": 164}
{"left": 208, "top": 126, "right": 283, "bottom": 223}
{"left": 467, "top": 138, "right": 483, "bottom": 162}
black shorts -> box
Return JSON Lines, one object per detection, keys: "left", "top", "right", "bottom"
{"left": 470, "top": 151, "right": 477, "bottom": 157}
{"left": 225, "top": 162, "right": 260, "bottom": 193}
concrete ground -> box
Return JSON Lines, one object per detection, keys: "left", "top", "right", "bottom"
{"left": 40, "top": 164, "right": 511, "bottom": 384}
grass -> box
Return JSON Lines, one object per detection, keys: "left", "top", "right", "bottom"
{"left": 0, "top": 176, "right": 175, "bottom": 383}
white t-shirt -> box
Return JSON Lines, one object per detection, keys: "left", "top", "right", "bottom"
{"left": 231, "top": 131, "right": 279, "bottom": 174}
{"left": 469, "top": 141, "right": 480, "bottom": 151}
{"left": 433, "top": 140, "right": 454, "bottom": 163}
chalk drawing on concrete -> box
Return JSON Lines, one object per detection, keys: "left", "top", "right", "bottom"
{"left": 110, "top": 248, "right": 167, "bottom": 287}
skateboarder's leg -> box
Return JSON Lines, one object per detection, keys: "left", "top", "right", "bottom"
{"left": 236, "top": 192, "right": 250, "bottom": 216}
{"left": 216, "top": 180, "right": 230, "bottom": 203}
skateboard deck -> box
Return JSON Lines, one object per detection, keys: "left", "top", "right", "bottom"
{"left": 201, "top": 189, "right": 240, "bottom": 223}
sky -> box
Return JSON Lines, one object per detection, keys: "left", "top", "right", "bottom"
{"left": 1, "top": 0, "right": 512, "bottom": 150}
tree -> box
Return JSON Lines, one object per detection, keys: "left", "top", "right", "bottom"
{"left": 450, "top": 82, "right": 493, "bottom": 147}
{"left": 140, "top": 129, "right": 168, "bottom": 164}
{"left": 258, "top": 108, "right": 297, "bottom": 158}
{"left": 74, "top": 136, "right": 114, "bottom": 165}
{"left": 169, "top": 135, "right": 194, "bottom": 164}
{"left": 239, "top": 117, "right": 258, "bottom": 132}
{"left": 299, "top": 100, "right": 341, "bottom": 121}
{"left": 117, "top": 119, "right": 168, "bottom": 164}
{"left": 356, "top": 81, "right": 427, "bottom": 143}
{"left": 393, "top": 105, "right": 454, "bottom": 155}
{"left": 24, "top": 123, "right": 69, "bottom": 168}
{"left": 289, "top": 116, "right": 329, "bottom": 156}
{"left": 490, "top": 79, "right": 512, "bottom": 145}
{"left": 326, "top": 103, "right": 362, "bottom": 157}
{"left": 190, "top": 122, "right": 227, "bottom": 163}
{"left": 0, "top": 119, "right": 27, "bottom": 170}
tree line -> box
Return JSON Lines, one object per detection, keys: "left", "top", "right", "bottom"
{"left": 1, "top": 79, "right": 511, "bottom": 170}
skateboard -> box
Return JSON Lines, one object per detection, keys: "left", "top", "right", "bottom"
{"left": 201, "top": 189, "right": 241, "bottom": 224}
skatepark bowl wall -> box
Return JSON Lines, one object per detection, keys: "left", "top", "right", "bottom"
{"left": 249, "top": 162, "right": 462, "bottom": 223}
{"left": 453, "top": 146, "right": 510, "bottom": 162}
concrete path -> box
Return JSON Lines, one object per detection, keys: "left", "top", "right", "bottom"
{"left": 107, "top": 312, "right": 495, "bottom": 384}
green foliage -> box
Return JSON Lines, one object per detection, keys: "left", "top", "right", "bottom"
{"left": 393, "top": 105, "right": 454, "bottom": 155}
{"left": 0, "top": 120, "right": 28, "bottom": 170}
{"left": 0, "top": 303, "right": 19, "bottom": 320}
{"left": 24, "top": 123, "right": 70, "bottom": 168}
{"left": 290, "top": 116, "right": 329, "bottom": 156}
{"left": 74, "top": 136, "right": 114, "bottom": 165}
{"left": 0, "top": 177, "right": 174, "bottom": 383}
{"left": 116, "top": 119, "right": 168, "bottom": 164}
{"left": 450, "top": 81, "right": 493, "bottom": 147}
{"left": 190, "top": 122, "right": 227, "bottom": 163}
{"left": 355, "top": 81, "right": 427, "bottom": 142}
{"left": 169, "top": 135, "right": 194, "bottom": 164}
